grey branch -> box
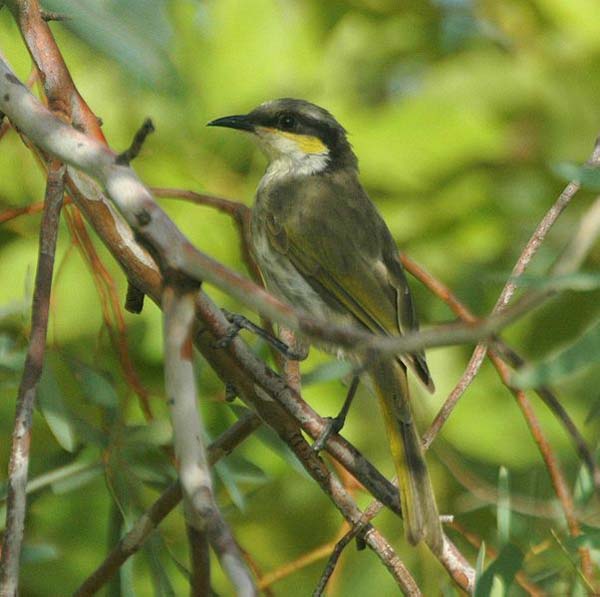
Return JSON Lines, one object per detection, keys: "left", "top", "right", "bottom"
{"left": 0, "top": 162, "right": 65, "bottom": 596}
{"left": 162, "top": 285, "right": 256, "bottom": 596}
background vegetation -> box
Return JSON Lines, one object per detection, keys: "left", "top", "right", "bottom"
{"left": 1, "top": 0, "right": 599, "bottom": 594}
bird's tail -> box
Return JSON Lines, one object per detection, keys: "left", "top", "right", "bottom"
{"left": 370, "top": 359, "right": 443, "bottom": 553}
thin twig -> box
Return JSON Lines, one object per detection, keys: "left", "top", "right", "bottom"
{"left": 40, "top": 9, "right": 69, "bottom": 22}
{"left": 314, "top": 499, "right": 385, "bottom": 596}
{"left": 0, "top": 200, "right": 45, "bottom": 223}
{"left": 0, "top": 161, "right": 64, "bottom": 596}
{"left": 6, "top": 0, "right": 106, "bottom": 141}
{"left": 495, "top": 341, "right": 600, "bottom": 491}
{"left": 115, "top": 118, "right": 154, "bottom": 165}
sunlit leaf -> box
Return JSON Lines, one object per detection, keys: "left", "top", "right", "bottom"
{"left": 474, "top": 541, "right": 486, "bottom": 590}
{"left": 497, "top": 466, "right": 510, "bottom": 548}
{"left": 574, "top": 464, "right": 593, "bottom": 506}
{"left": 512, "top": 319, "right": 600, "bottom": 388}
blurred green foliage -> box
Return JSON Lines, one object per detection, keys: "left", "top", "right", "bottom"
{"left": 1, "top": 0, "right": 599, "bottom": 594}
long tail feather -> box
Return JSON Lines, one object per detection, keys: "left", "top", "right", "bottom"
{"left": 370, "top": 359, "right": 443, "bottom": 553}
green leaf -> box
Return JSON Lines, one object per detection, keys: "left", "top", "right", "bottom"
{"left": 215, "top": 458, "right": 247, "bottom": 511}
{"left": 574, "top": 464, "right": 593, "bottom": 506}
{"left": 507, "top": 272, "right": 600, "bottom": 293}
{"left": 143, "top": 534, "right": 176, "bottom": 597}
{"left": 497, "top": 466, "right": 510, "bottom": 548}
{"left": 19, "top": 454, "right": 100, "bottom": 499}
{"left": 41, "top": 0, "right": 178, "bottom": 90}
{"left": 554, "top": 162, "right": 600, "bottom": 190}
{"left": 37, "top": 362, "right": 78, "bottom": 452}
{"left": 585, "top": 395, "right": 600, "bottom": 424}
{"left": 0, "top": 334, "right": 26, "bottom": 372}
{"left": 70, "top": 360, "right": 119, "bottom": 409}
{"left": 474, "top": 541, "right": 486, "bottom": 589}
{"left": 51, "top": 464, "right": 103, "bottom": 495}
{"left": 302, "top": 360, "right": 354, "bottom": 386}
{"left": 124, "top": 419, "right": 172, "bottom": 447}
{"left": 512, "top": 319, "right": 600, "bottom": 388}
{"left": 21, "top": 543, "right": 60, "bottom": 564}
{"left": 475, "top": 543, "right": 524, "bottom": 597}
{"left": 214, "top": 452, "right": 268, "bottom": 511}
{"left": 566, "top": 526, "right": 600, "bottom": 551}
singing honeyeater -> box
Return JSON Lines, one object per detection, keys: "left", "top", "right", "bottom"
{"left": 208, "top": 98, "right": 443, "bottom": 551}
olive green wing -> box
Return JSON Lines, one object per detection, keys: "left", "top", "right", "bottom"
{"left": 264, "top": 196, "right": 434, "bottom": 391}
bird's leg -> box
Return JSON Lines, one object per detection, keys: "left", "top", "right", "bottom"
{"left": 312, "top": 376, "right": 360, "bottom": 452}
{"left": 213, "top": 309, "right": 308, "bottom": 360}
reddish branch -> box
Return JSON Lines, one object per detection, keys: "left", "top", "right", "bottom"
{"left": 0, "top": 161, "right": 64, "bottom": 596}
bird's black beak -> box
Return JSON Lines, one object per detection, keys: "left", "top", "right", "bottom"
{"left": 207, "top": 114, "right": 255, "bottom": 132}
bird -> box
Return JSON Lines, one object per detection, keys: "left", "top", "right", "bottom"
{"left": 208, "top": 98, "right": 443, "bottom": 552}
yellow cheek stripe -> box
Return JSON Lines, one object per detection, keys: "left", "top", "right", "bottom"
{"left": 262, "top": 127, "right": 328, "bottom": 154}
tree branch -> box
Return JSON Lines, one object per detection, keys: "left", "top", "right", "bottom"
{"left": 0, "top": 161, "right": 64, "bottom": 596}
{"left": 163, "top": 283, "right": 256, "bottom": 595}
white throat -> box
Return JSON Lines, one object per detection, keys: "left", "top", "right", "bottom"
{"left": 261, "top": 153, "right": 329, "bottom": 187}
{"left": 256, "top": 129, "right": 329, "bottom": 187}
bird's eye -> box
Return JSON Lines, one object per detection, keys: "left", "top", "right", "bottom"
{"left": 279, "top": 114, "right": 296, "bottom": 131}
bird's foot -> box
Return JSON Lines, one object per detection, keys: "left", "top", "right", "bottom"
{"left": 213, "top": 309, "right": 307, "bottom": 360}
{"left": 312, "top": 415, "right": 346, "bottom": 452}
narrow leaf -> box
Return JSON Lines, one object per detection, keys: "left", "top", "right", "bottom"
{"left": 512, "top": 319, "right": 600, "bottom": 388}
{"left": 497, "top": 466, "right": 510, "bottom": 548}
{"left": 475, "top": 543, "right": 524, "bottom": 597}
{"left": 37, "top": 362, "right": 78, "bottom": 452}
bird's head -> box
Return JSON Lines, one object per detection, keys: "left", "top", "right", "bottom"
{"left": 208, "top": 98, "right": 357, "bottom": 176}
